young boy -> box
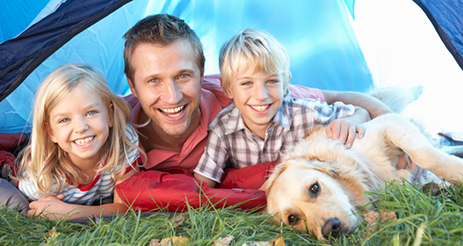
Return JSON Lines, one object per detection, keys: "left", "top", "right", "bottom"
{"left": 194, "top": 28, "right": 370, "bottom": 188}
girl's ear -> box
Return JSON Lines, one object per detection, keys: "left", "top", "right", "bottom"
{"left": 108, "top": 103, "right": 114, "bottom": 128}
{"left": 45, "top": 122, "right": 58, "bottom": 143}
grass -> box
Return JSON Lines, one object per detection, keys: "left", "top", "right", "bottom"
{"left": 1, "top": 181, "right": 463, "bottom": 246}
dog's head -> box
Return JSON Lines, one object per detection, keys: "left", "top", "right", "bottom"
{"left": 266, "top": 158, "right": 370, "bottom": 241}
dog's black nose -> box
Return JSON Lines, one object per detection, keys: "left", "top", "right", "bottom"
{"left": 322, "top": 218, "right": 342, "bottom": 238}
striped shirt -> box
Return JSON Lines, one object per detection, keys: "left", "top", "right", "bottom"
{"left": 194, "top": 97, "right": 355, "bottom": 182}
{"left": 18, "top": 124, "right": 140, "bottom": 205}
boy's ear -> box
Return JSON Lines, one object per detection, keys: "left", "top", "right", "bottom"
{"left": 108, "top": 103, "right": 114, "bottom": 128}
{"left": 45, "top": 122, "right": 57, "bottom": 143}
{"left": 220, "top": 78, "right": 234, "bottom": 99}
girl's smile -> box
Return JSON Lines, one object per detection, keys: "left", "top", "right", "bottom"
{"left": 46, "top": 83, "right": 113, "bottom": 167}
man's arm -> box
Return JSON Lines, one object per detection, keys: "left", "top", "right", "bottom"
{"left": 322, "top": 90, "right": 393, "bottom": 119}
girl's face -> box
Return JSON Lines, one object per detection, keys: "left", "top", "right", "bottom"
{"left": 46, "top": 83, "right": 113, "bottom": 168}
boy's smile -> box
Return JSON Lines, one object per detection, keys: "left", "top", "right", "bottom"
{"left": 226, "top": 68, "right": 287, "bottom": 139}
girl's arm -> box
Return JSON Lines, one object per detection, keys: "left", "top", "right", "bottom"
{"left": 28, "top": 169, "right": 137, "bottom": 220}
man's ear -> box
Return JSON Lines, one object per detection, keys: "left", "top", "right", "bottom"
{"left": 220, "top": 78, "right": 233, "bottom": 99}
{"left": 108, "top": 103, "right": 114, "bottom": 128}
{"left": 45, "top": 122, "right": 57, "bottom": 143}
{"left": 127, "top": 76, "right": 138, "bottom": 98}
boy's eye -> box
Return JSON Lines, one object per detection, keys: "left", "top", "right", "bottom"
{"left": 241, "top": 81, "right": 252, "bottom": 86}
{"left": 267, "top": 80, "right": 279, "bottom": 84}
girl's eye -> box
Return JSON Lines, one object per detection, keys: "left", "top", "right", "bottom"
{"left": 241, "top": 81, "right": 252, "bottom": 86}
{"left": 58, "top": 118, "right": 70, "bottom": 124}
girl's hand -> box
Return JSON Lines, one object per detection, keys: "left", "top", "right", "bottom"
{"left": 28, "top": 194, "right": 70, "bottom": 219}
{"left": 325, "top": 119, "right": 365, "bottom": 149}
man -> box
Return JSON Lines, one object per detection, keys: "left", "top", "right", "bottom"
{"left": 123, "top": 14, "right": 392, "bottom": 173}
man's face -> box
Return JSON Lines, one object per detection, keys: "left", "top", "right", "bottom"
{"left": 128, "top": 40, "right": 203, "bottom": 139}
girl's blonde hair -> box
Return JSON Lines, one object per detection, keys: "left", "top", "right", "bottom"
{"left": 219, "top": 28, "right": 291, "bottom": 98}
{"left": 16, "top": 64, "right": 143, "bottom": 196}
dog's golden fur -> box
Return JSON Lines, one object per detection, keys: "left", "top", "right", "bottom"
{"left": 265, "top": 87, "right": 463, "bottom": 241}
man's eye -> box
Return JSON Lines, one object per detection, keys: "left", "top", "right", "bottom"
{"left": 179, "top": 74, "right": 189, "bottom": 79}
{"left": 148, "top": 78, "right": 159, "bottom": 83}
{"left": 87, "top": 110, "right": 97, "bottom": 116}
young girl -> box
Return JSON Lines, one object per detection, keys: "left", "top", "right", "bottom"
{"left": 15, "top": 64, "right": 144, "bottom": 219}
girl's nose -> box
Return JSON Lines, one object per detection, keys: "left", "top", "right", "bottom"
{"left": 75, "top": 118, "right": 89, "bottom": 133}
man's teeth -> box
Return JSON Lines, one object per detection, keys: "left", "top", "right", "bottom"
{"left": 75, "top": 136, "right": 94, "bottom": 145}
{"left": 160, "top": 106, "right": 184, "bottom": 117}
{"left": 251, "top": 105, "right": 270, "bottom": 112}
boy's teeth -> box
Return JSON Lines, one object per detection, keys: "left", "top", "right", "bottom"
{"left": 75, "top": 136, "right": 94, "bottom": 145}
{"left": 160, "top": 106, "right": 184, "bottom": 117}
{"left": 251, "top": 105, "right": 269, "bottom": 112}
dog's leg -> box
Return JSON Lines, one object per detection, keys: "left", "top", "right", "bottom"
{"left": 379, "top": 114, "right": 463, "bottom": 185}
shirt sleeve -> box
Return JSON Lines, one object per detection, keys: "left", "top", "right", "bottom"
{"left": 312, "top": 100, "right": 355, "bottom": 124}
{"left": 193, "top": 130, "right": 229, "bottom": 183}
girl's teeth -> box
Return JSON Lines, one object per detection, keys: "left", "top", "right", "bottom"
{"left": 75, "top": 136, "right": 94, "bottom": 145}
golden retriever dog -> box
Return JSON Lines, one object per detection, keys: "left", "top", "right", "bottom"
{"left": 265, "top": 86, "right": 463, "bottom": 241}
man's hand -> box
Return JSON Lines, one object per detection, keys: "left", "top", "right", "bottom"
{"left": 326, "top": 119, "right": 365, "bottom": 149}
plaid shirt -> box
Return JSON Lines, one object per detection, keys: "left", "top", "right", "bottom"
{"left": 194, "top": 97, "right": 355, "bottom": 182}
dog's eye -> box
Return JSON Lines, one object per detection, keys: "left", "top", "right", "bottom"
{"left": 310, "top": 182, "right": 320, "bottom": 197}
{"left": 288, "top": 215, "right": 300, "bottom": 225}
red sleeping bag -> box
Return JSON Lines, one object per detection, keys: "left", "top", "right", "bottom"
{"left": 115, "top": 161, "right": 279, "bottom": 212}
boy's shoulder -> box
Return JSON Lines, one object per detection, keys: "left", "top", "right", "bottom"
{"left": 208, "top": 104, "right": 240, "bottom": 136}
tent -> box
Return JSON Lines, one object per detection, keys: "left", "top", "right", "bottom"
{"left": 1, "top": 0, "right": 462, "bottom": 212}
{"left": 1, "top": 0, "right": 462, "bottom": 136}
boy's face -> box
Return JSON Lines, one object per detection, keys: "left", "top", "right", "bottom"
{"left": 226, "top": 67, "right": 286, "bottom": 136}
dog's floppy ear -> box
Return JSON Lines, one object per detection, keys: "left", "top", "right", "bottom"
{"left": 265, "top": 161, "right": 292, "bottom": 195}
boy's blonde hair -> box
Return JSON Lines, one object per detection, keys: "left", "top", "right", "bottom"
{"left": 219, "top": 28, "right": 291, "bottom": 97}
{"left": 16, "top": 64, "right": 143, "bottom": 196}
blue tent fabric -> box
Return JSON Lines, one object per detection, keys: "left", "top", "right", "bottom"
{"left": 413, "top": 0, "right": 463, "bottom": 70}
{"left": 0, "top": 0, "right": 131, "bottom": 102}
{"left": 0, "top": 0, "right": 461, "bottom": 134}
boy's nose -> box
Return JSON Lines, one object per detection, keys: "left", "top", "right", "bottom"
{"left": 254, "top": 83, "right": 269, "bottom": 100}
{"left": 162, "top": 80, "right": 183, "bottom": 104}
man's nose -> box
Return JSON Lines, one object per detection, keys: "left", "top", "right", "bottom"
{"left": 162, "top": 80, "right": 183, "bottom": 104}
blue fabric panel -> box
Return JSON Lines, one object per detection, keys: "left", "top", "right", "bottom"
{"left": 0, "top": 0, "right": 371, "bottom": 133}
{"left": 413, "top": 0, "right": 463, "bottom": 70}
{"left": 0, "top": 0, "right": 49, "bottom": 43}
{"left": 0, "top": 0, "right": 132, "bottom": 102}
